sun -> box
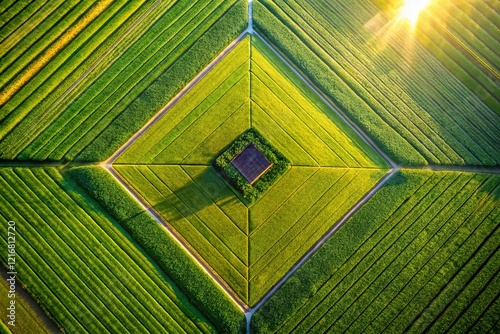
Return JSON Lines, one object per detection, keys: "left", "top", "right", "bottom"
{"left": 399, "top": 0, "right": 430, "bottom": 28}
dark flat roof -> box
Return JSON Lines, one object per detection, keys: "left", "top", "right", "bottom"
{"left": 231, "top": 144, "right": 272, "bottom": 184}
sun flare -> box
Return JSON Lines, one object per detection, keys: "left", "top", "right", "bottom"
{"left": 399, "top": 0, "right": 430, "bottom": 28}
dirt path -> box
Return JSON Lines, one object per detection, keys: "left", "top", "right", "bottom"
{"left": 103, "top": 164, "right": 249, "bottom": 312}
{"left": 106, "top": 29, "right": 250, "bottom": 165}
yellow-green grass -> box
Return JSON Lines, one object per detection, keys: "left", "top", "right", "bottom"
{"left": 254, "top": 0, "right": 500, "bottom": 166}
{"left": 115, "top": 35, "right": 387, "bottom": 305}
{"left": 0, "top": 167, "right": 215, "bottom": 333}
{"left": 252, "top": 170, "right": 500, "bottom": 333}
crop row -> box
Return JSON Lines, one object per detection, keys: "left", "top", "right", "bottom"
{"left": 0, "top": 0, "right": 136, "bottom": 119}
{"left": 416, "top": 13, "right": 500, "bottom": 113}
{"left": 417, "top": 0, "right": 500, "bottom": 111}
{"left": 0, "top": 0, "right": 155, "bottom": 157}
{"left": 116, "top": 165, "right": 249, "bottom": 303}
{"left": 117, "top": 36, "right": 250, "bottom": 164}
{"left": 0, "top": 167, "right": 214, "bottom": 333}
{"left": 31, "top": 0, "right": 246, "bottom": 162}
{"left": 71, "top": 166, "right": 245, "bottom": 333}
{"left": 34, "top": 0, "right": 233, "bottom": 160}
{"left": 252, "top": 170, "right": 500, "bottom": 333}
{"left": 248, "top": 167, "right": 386, "bottom": 305}
{"left": 251, "top": 34, "right": 385, "bottom": 168}
{"left": 433, "top": 1, "right": 500, "bottom": 74}
{"left": 310, "top": 0, "right": 500, "bottom": 158}
{"left": 253, "top": 0, "right": 500, "bottom": 166}
{"left": 0, "top": 0, "right": 247, "bottom": 162}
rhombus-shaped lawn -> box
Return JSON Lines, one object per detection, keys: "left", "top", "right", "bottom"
{"left": 114, "top": 35, "right": 388, "bottom": 306}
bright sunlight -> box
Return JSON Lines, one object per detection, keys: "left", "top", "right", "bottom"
{"left": 399, "top": 0, "right": 430, "bottom": 28}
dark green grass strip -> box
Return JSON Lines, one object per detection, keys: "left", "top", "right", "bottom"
{"left": 70, "top": 166, "right": 245, "bottom": 333}
{"left": 252, "top": 171, "right": 500, "bottom": 333}
{"left": 0, "top": 167, "right": 215, "bottom": 333}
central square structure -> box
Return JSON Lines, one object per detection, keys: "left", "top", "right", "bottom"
{"left": 214, "top": 128, "right": 290, "bottom": 203}
{"left": 231, "top": 144, "right": 273, "bottom": 184}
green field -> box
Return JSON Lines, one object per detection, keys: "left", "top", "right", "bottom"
{"left": 0, "top": 167, "right": 215, "bottom": 333}
{"left": 0, "top": 0, "right": 499, "bottom": 333}
{"left": 253, "top": 0, "right": 499, "bottom": 166}
{"left": 0, "top": 0, "right": 247, "bottom": 161}
{"left": 252, "top": 170, "right": 500, "bottom": 333}
{"left": 115, "top": 35, "right": 387, "bottom": 305}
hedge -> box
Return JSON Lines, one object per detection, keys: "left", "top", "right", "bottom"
{"left": 69, "top": 166, "right": 246, "bottom": 334}
{"left": 214, "top": 128, "right": 290, "bottom": 203}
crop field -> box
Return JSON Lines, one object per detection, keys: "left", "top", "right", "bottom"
{"left": 0, "top": 167, "right": 214, "bottom": 333}
{"left": 253, "top": 0, "right": 500, "bottom": 166}
{"left": 0, "top": 0, "right": 499, "bottom": 333}
{"left": 0, "top": 0, "right": 247, "bottom": 161}
{"left": 253, "top": 170, "right": 500, "bottom": 333}
{"left": 115, "top": 35, "right": 387, "bottom": 305}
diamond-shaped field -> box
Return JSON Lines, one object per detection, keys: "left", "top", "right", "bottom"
{"left": 114, "top": 35, "right": 388, "bottom": 306}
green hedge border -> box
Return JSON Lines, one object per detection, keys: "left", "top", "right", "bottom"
{"left": 69, "top": 166, "right": 245, "bottom": 334}
{"left": 214, "top": 128, "right": 290, "bottom": 203}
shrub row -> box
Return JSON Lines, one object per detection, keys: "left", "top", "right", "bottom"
{"left": 70, "top": 166, "right": 246, "bottom": 333}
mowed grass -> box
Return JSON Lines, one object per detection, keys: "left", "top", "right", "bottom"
{"left": 0, "top": 167, "right": 215, "bottom": 334}
{"left": 0, "top": 0, "right": 248, "bottom": 162}
{"left": 252, "top": 170, "right": 500, "bottom": 333}
{"left": 116, "top": 35, "right": 387, "bottom": 305}
{"left": 253, "top": 0, "right": 500, "bottom": 166}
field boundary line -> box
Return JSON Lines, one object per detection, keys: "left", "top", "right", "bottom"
{"left": 252, "top": 31, "right": 398, "bottom": 169}
{"left": 247, "top": 169, "right": 398, "bottom": 319}
{"left": 103, "top": 164, "right": 248, "bottom": 311}
{"left": 106, "top": 31, "right": 250, "bottom": 164}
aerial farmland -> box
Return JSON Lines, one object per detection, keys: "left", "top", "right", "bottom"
{"left": 0, "top": 0, "right": 498, "bottom": 333}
